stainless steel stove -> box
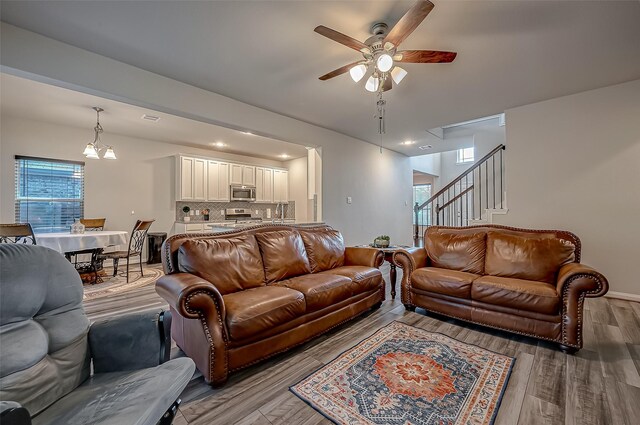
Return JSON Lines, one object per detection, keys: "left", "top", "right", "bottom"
{"left": 224, "top": 208, "right": 263, "bottom": 224}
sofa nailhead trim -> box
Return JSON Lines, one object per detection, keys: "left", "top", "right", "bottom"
{"left": 560, "top": 273, "right": 605, "bottom": 347}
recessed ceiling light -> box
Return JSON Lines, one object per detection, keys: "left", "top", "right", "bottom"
{"left": 279, "top": 154, "right": 290, "bottom": 159}
{"left": 210, "top": 141, "right": 226, "bottom": 148}
{"left": 401, "top": 140, "right": 415, "bottom": 146}
{"left": 141, "top": 114, "right": 160, "bottom": 122}
{"left": 418, "top": 145, "right": 433, "bottom": 150}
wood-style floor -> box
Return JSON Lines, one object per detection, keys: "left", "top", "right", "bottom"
{"left": 83, "top": 265, "right": 640, "bottom": 425}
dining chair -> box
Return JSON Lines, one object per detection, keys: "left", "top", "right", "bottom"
{"left": 0, "top": 223, "right": 36, "bottom": 245}
{"left": 80, "top": 218, "right": 106, "bottom": 230}
{"left": 99, "top": 219, "right": 155, "bottom": 283}
{"left": 69, "top": 218, "right": 107, "bottom": 285}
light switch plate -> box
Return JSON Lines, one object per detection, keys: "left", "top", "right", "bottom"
{"left": 347, "top": 196, "right": 352, "bottom": 204}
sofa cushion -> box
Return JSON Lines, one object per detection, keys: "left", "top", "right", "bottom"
{"left": 274, "top": 274, "right": 352, "bottom": 312}
{"left": 222, "top": 286, "right": 306, "bottom": 340}
{"left": 411, "top": 267, "right": 479, "bottom": 299}
{"left": 299, "top": 229, "right": 345, "bottom": 273}
{"left": 472, "top": 275, "right": 560, "bottom": 315}
{"left": 425, "top": 228, "right": 487, "bottom": 274}
{"left": 178, "top": 235, "right": 265, "bottom": 294}
{"left": 255, "top": 230, "right": 312, "bottom": 283}
{"left": 485, "top": 231, "right": 576, "bottom": 283}
{"left": 321, "top": 266, "right": 382, "bottom": 295}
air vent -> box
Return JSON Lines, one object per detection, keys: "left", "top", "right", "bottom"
{"left": 418, "top": 145, "right": 433, "bottom": 150}
{"left": 141, "top": 114, "right": 161, "bottom": 122}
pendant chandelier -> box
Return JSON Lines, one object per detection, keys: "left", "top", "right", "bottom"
{"left": 83, "top": 107, "right": 116, "bottom": 160}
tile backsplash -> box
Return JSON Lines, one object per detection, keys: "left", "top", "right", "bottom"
{"left": 176, "top": 201, "right": 295, "bottom": 222}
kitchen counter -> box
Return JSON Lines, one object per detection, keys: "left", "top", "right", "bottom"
{"left": 173, "top": 220, "right": 325, "bottom": 235}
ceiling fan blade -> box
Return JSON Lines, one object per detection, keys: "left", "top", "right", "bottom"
{"left": 319, "top": 61, "right": 362, "bottom": 81}
{"left": 384, "top": 0, "right": 434, "bottom": 48}
{"left": 382, "top": 76, "right": 393, "bottom": 92}
{"left": 314, "top": 26, "right": 371, "bottom": 54}
{"left": 395, "top": 50, "right": 457, "bottom": 63}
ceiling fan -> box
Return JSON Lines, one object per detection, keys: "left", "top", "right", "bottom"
{"left": 314, "top": 0, "right": 456, "bottom": 92}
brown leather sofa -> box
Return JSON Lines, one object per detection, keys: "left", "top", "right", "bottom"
{"left": 394, "top": 225, "right": 608, "bottom": 353}
{"left": 156, "top": 225, "right": 384, "bottom": 385}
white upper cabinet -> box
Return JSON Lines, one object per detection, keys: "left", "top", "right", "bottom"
{"left": 273, "top": 169, "right": 289, "bottom": 203}
{"left": 255, "top": 167, "right": 274, "bottom": 203}
{"left": 206, "top": 160, "right": 230, "bottom": 201}
{"left": 230, "top": 164, "right": 255, "bottom": 186}
{"left": 179, "top": 156, "right": 206, "bottom": 201}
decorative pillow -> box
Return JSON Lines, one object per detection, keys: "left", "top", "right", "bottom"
{"left": 299, "top": 229, "right": 345, "bottom": 273}
{"left": 178, "top": 235, "right": 265, "bottom": 294}
{"left": 425, "top": 228, "right": 487, "bottom": 274}
{"left": 255, "top": 230, "right": 312, "bottom": 283}
{"left": 484, "top": 231, "right": 576, "bottom": 283}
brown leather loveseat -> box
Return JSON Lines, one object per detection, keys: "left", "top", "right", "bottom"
{"left": 156, "top": 225, "right": 384, "bottom": 385}
{"left": 394, "top": 225, "right": 608, "bottom": 353}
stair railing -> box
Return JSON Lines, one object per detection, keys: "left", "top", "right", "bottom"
{"left": 414, "top": 144, "right": 505, "bottom": 244}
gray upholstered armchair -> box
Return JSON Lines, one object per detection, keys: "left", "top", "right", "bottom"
{"left": 0, "top": 244, "right": 195, "bottom": 425}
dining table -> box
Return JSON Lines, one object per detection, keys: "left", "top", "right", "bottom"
{"left": 36, "top": 230, "right": 128, "bottom": 284}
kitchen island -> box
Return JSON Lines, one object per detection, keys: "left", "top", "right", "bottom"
{"left": 174, "top": 220, "right": 325, "bottom": 235}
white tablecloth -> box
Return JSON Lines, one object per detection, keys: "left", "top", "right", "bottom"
{"left": 35, "top": 231, "right": 128, "bottom": 253}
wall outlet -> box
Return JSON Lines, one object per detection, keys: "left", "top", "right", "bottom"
{"left": 346, "top": 196, "right": 352, "bottom": 204}
{"left": 266, "top": 208, "right": 271, "bottom": 218}
{"left": 220, "top": 209, "right": 224, "bottom": 215}
{"left": 190, "top": 210, "right": 194, "bottom": 216}
{"left": 195, "top": 210, "right": 200, "bottom": 215}
{"left": 255, "top": 210, "right": 259, "bottom": 215}
{"left": 131, "top": 210, "right": 135, "bottom": 215}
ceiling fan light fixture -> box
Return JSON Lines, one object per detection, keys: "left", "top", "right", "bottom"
{"left": 349, "top": 64, "right": 367, "bottom": 83}
{"left": 365, "top": 75, "right": 379, "bottom": 92}
{"left": 391, "top": 66, "right": 408, "bottom": 84}
{"left": 376, "top": 53, "right": 393, "bottom": 73}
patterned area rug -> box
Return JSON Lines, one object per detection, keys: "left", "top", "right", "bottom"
{"left": 82, "top": 267, "right": 163, "bottom": 300}
{"left": 291, "top": 321, "right": 514, "bottom": 425}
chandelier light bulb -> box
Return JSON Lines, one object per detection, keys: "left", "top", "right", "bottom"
{"left": 365, "top": 75, "right": 379, "bottom": 92}
{"left": 376, "top": 54, "right": 393, "bottom": 73}
{"left": 83, "top": 143, "right": 97, "bottom": 157}
{"left": 391, "top": 66, "right": 408, "bottom": 84}
{"left": 349, "top": 64, "right": 367, "bottom": 83}
{"left": 103, "top": 147, "right": 117, "bottom": 160}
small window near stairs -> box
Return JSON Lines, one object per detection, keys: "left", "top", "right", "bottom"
{"left": 456, "top": 147, "right": 474, "bottom": 164}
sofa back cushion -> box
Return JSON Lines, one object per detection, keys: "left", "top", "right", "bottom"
{"left": 299, "top": 229, "right": 345, "bottom": 273}
{"left": 178, "top": 235, "right": 265, "bottom": 294}
{"left": 0, "top": 244, "right": 90, "bottom": 417}
{"left": 485, "top": 231, "right": 576, "bottom": 283}
{"left": 425, "top": 228, "right": 487, "bottom": 274}
{"left": 255, "top": 230, "right": 312, "bottom": 283}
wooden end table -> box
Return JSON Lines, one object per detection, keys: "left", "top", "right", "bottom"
{"left": 357, "top": 245, "right": 410, "bottom": 299}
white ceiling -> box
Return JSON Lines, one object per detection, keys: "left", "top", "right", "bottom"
{"left": 1, "top": 1, "right": 639, "bottom": 156}
{"left": 0, "top": 73, "right": 310, "bottom": 160}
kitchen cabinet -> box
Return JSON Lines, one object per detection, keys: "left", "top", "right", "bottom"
{"left": 230, "top": 164, "right": 255, "bottom": 186}
{"left": 273, "top": 169, "right": 289, "bottom": 203}
{"left": 178, "top": 156, "right": 207, "bottom": 201}
{"left": 206, "top": 160, "right": 230, "bottom": 201}
{"left": 255, "top": 167, "right": 274, "bottom": 203}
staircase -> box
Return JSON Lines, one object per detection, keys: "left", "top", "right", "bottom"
{"left": 414, "top": 144, "right": 506, "bottom": 245}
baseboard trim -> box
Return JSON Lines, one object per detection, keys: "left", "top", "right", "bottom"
{"left": 605, "top": 291, "right": 640, "bottom": 302}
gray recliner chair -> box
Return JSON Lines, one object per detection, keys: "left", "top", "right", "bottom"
{"left": 0, "top": 244, "right": 195, "bottom": 425}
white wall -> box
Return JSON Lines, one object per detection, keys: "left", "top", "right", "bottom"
{"left": 0, "top": 23, "right": 414, "bottom": 245}
{"left": 496, "top": 79, "right": 640, "bottom": 296}
{"left": 0, "top": 116, "right": 286, "bottom": 236}
{"left": 285, "top": 156, "right": 308, "bottom": 221}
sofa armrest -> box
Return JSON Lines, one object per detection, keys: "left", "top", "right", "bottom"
{"left": 0, "top": 402, "right": 31, "bottom": 425}
{"left": 556, "top": 263, "right": 609, "bottom": 298}
{"left": 89, "top": 309, "right": 171, "bottom": 374}
{"left": 155, "top": 273, "right": 230, "bottom": 385}
{"left": 556, "top": 263, "right": 609, "bottom": 348}
{"left": 344, "top": 247, "right": 384, "bottom": 268}
{"left": 392, "top": 248, "right": 428, "bottom": 305}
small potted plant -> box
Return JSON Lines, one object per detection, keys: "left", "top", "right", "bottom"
{"left": 182, "top": 205, "right": 191, "bottom": 222}
{"left": 202, "top": 208, "right": 210, "bottom": 221}
{"left": 373, "top": 235, "right": 390, "bottom": 248}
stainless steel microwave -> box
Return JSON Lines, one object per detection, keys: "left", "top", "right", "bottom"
{"left": 230, "top": 185, "right": 256, "bottom": 202}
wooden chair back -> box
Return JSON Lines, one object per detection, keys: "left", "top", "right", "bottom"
{"left": 0, "top": 223, "right": 36, "bottom": 245}
{"left": 128, "top": 220, "right": 155, "bottom": 256}
{"left": 80, "top": 218, "right": 106, "bottom": 231}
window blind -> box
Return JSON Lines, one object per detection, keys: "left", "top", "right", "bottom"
{"left": 15, "top": 156, "right": 85, "bottom": 233}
